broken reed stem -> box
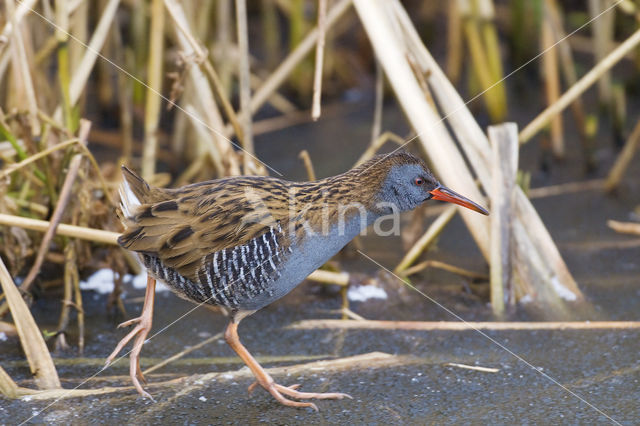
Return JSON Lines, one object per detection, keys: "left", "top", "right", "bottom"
{"left": 541, "top": 9, "right": 564, "bottom": 158}
{"left": 5, "top": 352, "right": 396, "bottom": 400}
{"left": 0, "top": 256, "right": 61, "bottom": 390}
{"left": 141, "top": 0, "right": 165, "bottom": 180}
{"left": 235, "top": 0, "right": 255, "bottom": 169}
{"left": 298, "top": 150, "right": 317, "bottom": 181}
{"left": 604, "top": 118, "right": 640, "bottom": 191}
{"left": 311, "top": 0, "right": 328, "bottom": 121}
{"left": 607, "top": 220, "right": 640, "bottom": 237}
{"left": 520, "top": 27, "right": 640, "bottom": 144}
{"left": 488, "top": 123, "right": 518, "bottom": 315}
{"left": 394, "top": 205, "right": 457, "bottom": 274}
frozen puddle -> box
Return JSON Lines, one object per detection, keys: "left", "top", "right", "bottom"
{"left": 347, "top": 284, "right": 388, "bottom": 302}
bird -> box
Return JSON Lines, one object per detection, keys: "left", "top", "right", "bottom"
{"left": 106, "top": 151, "right": 488, "bottom": 410}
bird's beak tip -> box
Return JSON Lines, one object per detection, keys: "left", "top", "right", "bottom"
{"left": 429, "top": 186, "right": 489, "bottom": 215}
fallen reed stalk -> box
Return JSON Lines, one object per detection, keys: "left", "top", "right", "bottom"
{"left": 445, "top": 363, "right": 499, "bottom": 373}
{"left": 6, "top": 352, "right": 400, "bottom": 401}
{"left": 607, "top": 220, "right": 640, "bottom": 237}
{"left": 0, "top": 256, "right": 60, "bottom": 390}
{"left": 288, "top": 319, "right": 640, "bottom": 331}
{"left": 142, "top": 332, "right": 224, "bottom": 375}
{"left": 0, "top": 214, "right": 119, "bottom": 245}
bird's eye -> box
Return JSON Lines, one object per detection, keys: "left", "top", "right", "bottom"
{"left": 414, "top": 177, "right": 424, "bottom": 186}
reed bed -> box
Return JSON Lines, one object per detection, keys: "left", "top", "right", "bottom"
{"left": 0, "top": 0, "right": 639, "bottom": 404}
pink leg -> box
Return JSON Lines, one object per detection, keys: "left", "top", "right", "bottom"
{"left": 106, "top": 276, "right": 156, "bottom": 400}
{"left": 224, "top": 321, "right": 351, "bottom": 411}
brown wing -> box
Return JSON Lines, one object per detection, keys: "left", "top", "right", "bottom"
{"left": 118, "top": 170, "right": 292, "bottom": 282}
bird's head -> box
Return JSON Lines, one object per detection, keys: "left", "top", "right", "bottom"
{"left": 363, "top": 151, "right": 489, "bottom": 215}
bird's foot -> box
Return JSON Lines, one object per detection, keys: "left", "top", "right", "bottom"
{"left": 105, "top": 314, "right": 154, "bottom": 400}
{"left": 247, "top": 379, "right": 352, "bottom": 411}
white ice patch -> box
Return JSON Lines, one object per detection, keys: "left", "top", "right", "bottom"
{"left": 0, "top": 332, "right": 7, "bottom": 342}
{"left": 519, "top": 294, "right": 533, "bottom": 304}
{"left": 550, "top": 276, "right": 577, "bottom": 301}
{"left": 79, "top": 269, "right": 116, "bottom": 294}
{"left": 347, "top": 284, "right": 388, "bottom": 302}
{"left": 79, "top": 268, "right": 170, "bottom": 294}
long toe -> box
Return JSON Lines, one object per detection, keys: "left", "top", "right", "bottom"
{"left": 105, "top": 321, "right": 148, "bottom": 365}
{"left": 274, "top": 384, "right": 352, "bottom": 400}
{"left": 118, "top": 316, "right": 143, "bottom": 329}
{"left": 266, "top": 385, "right": 318, "bottom": 411}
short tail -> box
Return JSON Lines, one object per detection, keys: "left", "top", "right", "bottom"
{"left": 119, "top": 166, "right": 150, "bottom": 218}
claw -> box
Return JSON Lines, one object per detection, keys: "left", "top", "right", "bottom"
{"left": 105, "top": 276, "right": 156, "bottom": 400}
